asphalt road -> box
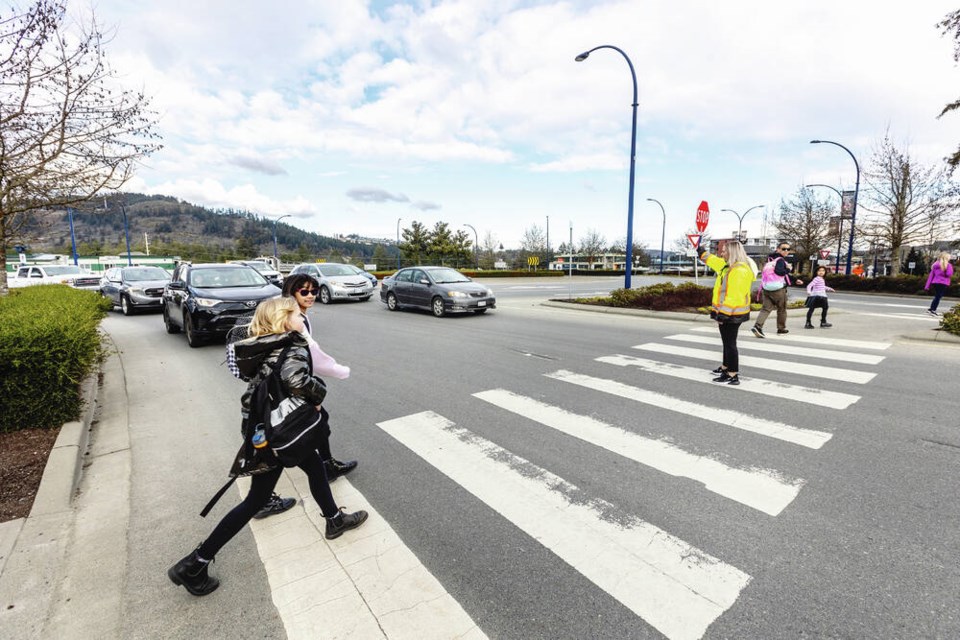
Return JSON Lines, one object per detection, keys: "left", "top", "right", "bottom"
{"left": 103, "top": 277, "right": 960, "bottom": 639}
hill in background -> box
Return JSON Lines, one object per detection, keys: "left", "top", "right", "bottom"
{"left": 16, "top": 193, "right": 396, "bottom": 266}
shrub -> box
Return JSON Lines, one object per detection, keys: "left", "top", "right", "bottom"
{"left": 0, "top": 285, "right": 109, "bottom": 433}
{"left": 940, "top": 303, "right": 960, "bottom": 336}
{"left": 598, "top": 282, "right": 712, "bottom": 311}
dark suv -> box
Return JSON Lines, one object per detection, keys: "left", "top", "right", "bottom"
{"left": 162, "top": 263, "right": 281, "bottom": 347}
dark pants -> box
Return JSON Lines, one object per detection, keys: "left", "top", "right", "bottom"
{"left": 806, "top": 298, "right": 829, "bottom": 324}
{"left": 930, "top": 283, "right": 947, "bottom": 312}
{"left": 718, "top": 321, "right": 742, "bottom": 373}
{"left": 197, "top": 450, "right": 337, "bottom": 560}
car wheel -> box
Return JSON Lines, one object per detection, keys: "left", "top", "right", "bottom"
{"left": 184, "top": 311, "right": 203, "bottom": 347}
{"left": 319, "top": 286, "right": 332, "bottom": 304}
{"left": 163, "top": 305, "right": 180, "bottom": 334}
{"left": 387, "top": 292, "right": 399, "bottom": 311}
{"left": 473, "top": 309, "right": 487, "bottom": 314}
{"left": 432, "top": 296, "right": 446, "bottom": 318}
{"left": 120, "top": 295, "right": 133, "bottom": 316}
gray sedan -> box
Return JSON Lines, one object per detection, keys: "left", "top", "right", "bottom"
{"left": 380, "top": 266, "right": 495, "bottom": 317}
{"left": 100, "top": 266, "right": 172, "bottom": 315}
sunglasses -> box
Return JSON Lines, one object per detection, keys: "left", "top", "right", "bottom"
{"left": 779, "top": 247, "right": 791, "bottom": 252}
{"left": 297, "top": 288, "right": 319, "bottom": 296}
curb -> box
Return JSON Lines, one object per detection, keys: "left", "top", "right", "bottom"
{"left": 28, "top": 364, "right": 99, "bottom": 518}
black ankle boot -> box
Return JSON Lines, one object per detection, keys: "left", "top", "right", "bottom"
{"left": 324, "top": 458, "right": 358, "bottom": 482}
{"left": 325, "top": 508, "right": 369, "bottom": 540}
{"left": 168, "top": 549, "right": 219, "bottom": 596}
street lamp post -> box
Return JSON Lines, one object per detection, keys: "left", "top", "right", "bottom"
{"left": 67, "top": 207, "right": 79, "bottom": 266}
{"left": 575, "top": 44, "right": 639, "bottom": 289}
{"left": 273, "top": 214, "right": 291, "bottom": 260}
{"left": 720, "top": 205, "right": 764, "bottom": 241}
{"left": 396, "top": 217, "right": 402, "bottom": 269}
{"left": 805, "top": 183, "right": 844, "bottom": 273}
{"left": 463, "top": 223, "right": 479, "bottom": 270}
{"left": 810, "top": 139, "right": 860, "bottom": 275}
{"left": 646, "top": 198, "right": 666, "bottom": 274}
{"left": 119, "top": 202, "right": 132, "bottom": 266}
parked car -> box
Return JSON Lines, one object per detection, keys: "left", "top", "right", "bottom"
{"left": 9, "top": 264, "right": 101, "bottom": 290}
{"left": 162, "top": 263, "right": 281, "bottom": 347}
{"left": 100, "top": 266, "right": 171, "bottom": 315}
{"left": 229, "top": 260, "right": 283, "bottom": 287}
{"left": 380, "top": 266, "right": 495, "bottom": 317}
{"left": 287, "top": 262, "right": 374, "bottom": 303}
{"left": 345, "top": 264, "right": 378, "bottom": 288}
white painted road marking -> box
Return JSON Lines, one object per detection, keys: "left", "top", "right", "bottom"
{"left": 689, "top": 326, "right": 891, "bottom": 350}
{"left": 474, "top": 389, "right": 803, "bottom": 515}
{"left": 378, "top": 411, "right": 752, "bottom": 640}
{"left": 663, "top": 334, "right": 886, "bottom": 365}
{"left": 547, "top": 369, "right": 834, "bottom": 449}
{"left": 597, "top": 353, "right": 858, "bottom": 414}
{"left": 633, "top": 342, "right": 877, "bottom": 384}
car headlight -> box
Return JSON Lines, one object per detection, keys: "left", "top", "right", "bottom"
{"left": 129, "top": 287, "right": 143, "bottom": 295}
{"left": 486, "top": 288, "right": 494, "bottom": 296}
{"left": 194, "top": 297, "right": 219, "bottom": 307}
{"left": 65, "top": 278, "right": 76, "bottom": 285}
{"left": 447, "top": 290, "right": 468, "bottom": 298}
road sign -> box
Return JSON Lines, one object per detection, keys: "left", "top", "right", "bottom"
{"left": 695, "top": 201, "right": 710, "bottom": 233}
{"left": 687, "top": 234, "right": 702, "bottom": 250}
{"left": 819, "top": 249, "right": 830, "bottom": 259}
{"left": 527, "top": 256, "right": 540, "bottom": 266}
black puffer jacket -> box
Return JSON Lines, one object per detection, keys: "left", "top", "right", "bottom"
{"left": 233, "top": 331, "right": 326, "bottom": 413}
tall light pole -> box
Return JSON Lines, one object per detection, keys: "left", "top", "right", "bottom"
{"left": 396, "top": 217, "right": 402, "bottom": 269}
{"left": 720, "top": 205, "right": 764, "bottom": 241}
{"left": 805, "top": 183, "right": 844, "bottom": 273}
{"left": 811, "top": 139, "right": 860, "bottom": 275}
{"left": 67, "top": 207, "right": 79, "bottom": 266}
{"left": 463, "top": 223, "right": 479, "bottom": 270}
{"left": 575, "top": 44, "right": 639, "bottom": 289}
{"left": 273, "top": 214, "right": 291, "bottom": 260}
{"left": 646, "top": 198, "right": 666, "bottom": 275}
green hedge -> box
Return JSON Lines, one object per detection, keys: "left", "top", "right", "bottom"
{"left": 0, "top": 285, "right": 110, "bottom": 433}
{"left": 940, "top": 304, "right": 960, "bottom": 336}
{"left": 821, "top": 274, "right": 960, "bottom": 296}
{"left": 585, "top": 282, "right": 712, "bottom": 310}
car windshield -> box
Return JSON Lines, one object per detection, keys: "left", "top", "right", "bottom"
{"left": 189, "top": 267, "right": 267, "bottom": 288}
{"left": 429, "top": 268, "right": 470, "bottom": 284}
{"left": 44, "top": 266, "right": 85, "bottom": 276}
{"left": 318, "top": 264, "right": 355, "bottom": 277}
{"left": 123, "top": 267, "right": 170, "bottom": 282}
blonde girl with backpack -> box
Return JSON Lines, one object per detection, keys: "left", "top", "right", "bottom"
{"left": 168, "top": 297, "right": 368, "bottom": 597}
{"left": 925, "top": 252, "right": 954, "bottom": 316}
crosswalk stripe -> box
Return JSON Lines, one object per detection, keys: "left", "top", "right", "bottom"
{"left": 689, "top": 326, "right": 891, "bottom": 350}
{"left": 473, "top": 389, "right": 802, "bottom": 515}
{"left": 633, "top": 342, "right": 877, "bottom": 384}
{"left": 663, "top": 334, "right": 885, "bottom": 365}
{"left": 547, "top": 369, "right": 834, "bottom": 448}
{"left": 597, "top": 354, "right": 857, "bottom": 415}
{"left": 861, "top": 311, "right": 940, "bottom": 322}
{"left": 377, "top": 411, "right": 752, "bottom": 640}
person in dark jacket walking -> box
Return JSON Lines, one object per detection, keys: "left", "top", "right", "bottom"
{"left": 169, "top": 297, "right": 368, "bottom": 597}
{"left": 752, "top": 243, "right": 803, "bottom": 338}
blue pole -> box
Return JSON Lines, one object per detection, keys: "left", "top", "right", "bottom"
{"left": 396, "top": 218, "right": 402, "bottom": 269}
{"left": 67, "top": 207, "right": 79, "bottom": 265}
{"left": 647, "top": 198, "right": 665, "bottom": 275}
{"left": 120, "top": 203, "right": 132, "bottom": 266}
{"left": 576, "top": 45, "right": 639, "bottom": 289}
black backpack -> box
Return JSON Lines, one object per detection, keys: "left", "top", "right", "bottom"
{"left": 200, "top": 346, "right": 326, "bottom": 517}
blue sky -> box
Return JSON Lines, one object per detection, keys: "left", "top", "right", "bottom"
{"left": 84, "top": 0, "right": 960, "bottom": 252}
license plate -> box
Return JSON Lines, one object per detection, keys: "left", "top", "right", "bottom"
{"left": 478, "top": 300, "right": 486, "bottom": 307}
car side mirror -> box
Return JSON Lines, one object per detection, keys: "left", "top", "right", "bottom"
{"left": 167, "top": 281, "right": 186, "bottom": 290}
{"left": 419, "top": 279, "right": 430, "bottom": 285}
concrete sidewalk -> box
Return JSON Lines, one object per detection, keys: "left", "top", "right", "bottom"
{"left": 1, "top": 299, "right": 956, "bottom": 639}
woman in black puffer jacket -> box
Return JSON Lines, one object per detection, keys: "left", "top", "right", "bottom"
{"left": 167, "top": 297, "right": 368, "bottom": 597}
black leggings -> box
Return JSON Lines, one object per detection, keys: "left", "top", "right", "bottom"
{"left": 718, "top": 321, "right": 742, "bottom": 373}
{"left": 806, "top": 303, "right": 829, "bottom": 324}
{"left": 197, "top": 450, "right": 337, "bottom": 560}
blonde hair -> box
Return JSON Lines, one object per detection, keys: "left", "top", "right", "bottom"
{"left": 724, "top": 240, "right": 750, "bottom": 267}
{"left": 937, "top": 251, "right": 951, "bottom": 273}
{"left": 249, "top": 296, "right": 298, "bottom": 337}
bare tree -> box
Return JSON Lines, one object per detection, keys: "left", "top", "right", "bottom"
{"left": 519, "top": 224, "right": 546, "bottom": 252}
{"left": 858, "top": 132, "right": 957, "bottom": 275}
{"left": 479, "top": 230, "right": 499, "bottom": 269}
{"left": 938, "top": 9, "right": 960, "bottom": 171}
{"left": 0, "top": 1, "right": 161, "bottom": 293}
{"left": 773, "top": 187, "right": 834, "bottom": 276}
{"left": 578, "top": 229, "right": 605, "bottom": 269}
